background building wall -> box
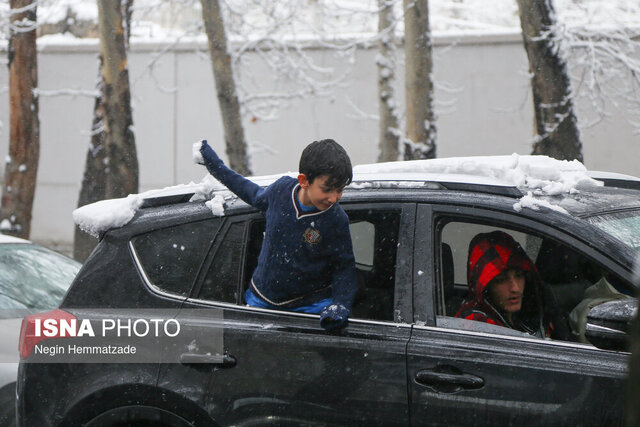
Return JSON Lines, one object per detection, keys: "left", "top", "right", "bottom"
{"left": 0, "top": 32, "right": 637, "bottom": 246}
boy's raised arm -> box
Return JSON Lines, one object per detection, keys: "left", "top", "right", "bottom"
{"left": 198, "top": 140, "right": 269, "bottom": 211}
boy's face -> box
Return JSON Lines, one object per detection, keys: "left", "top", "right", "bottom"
{"left": 298, "top": 174, "right": 344, "bottom": 211}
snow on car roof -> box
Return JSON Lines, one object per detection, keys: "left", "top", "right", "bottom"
{"left": 353, "top": 154, "right": 603, "bottom": 195}
{"left": 74, "top": 154, "right": 624, "bottom": 238}
{"left": 0, "top": 234, "right": 30, "bottom": 244}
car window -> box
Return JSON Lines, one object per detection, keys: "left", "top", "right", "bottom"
{"left": 0, "top": 243, "right": 80, "bottom": 310}
{"left": 441, "top": 222, "right": 539, "bottom": 287}
{"left": 586, "top": 209, "right": 640, "bottom": 252}
{"left": 436, "top": 219, "right": 631, "bottom": 344}
{"left": 198, "top": 221, "right": 245, "bottom": 303}
{"left": 350, "top": 221, "right": 375, "bottom": 270}
{"left": 235, "top": 209, "right": 402, "bottom": 322}
{"left": 346, "top": 210, "right": 401, "bottom": 322}
{"left": 132, "top": 219, "right": 222, "bottom": 297}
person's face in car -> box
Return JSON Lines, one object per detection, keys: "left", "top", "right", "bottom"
{"left": 488, "top": 268, "right": 525, "bottom": 319}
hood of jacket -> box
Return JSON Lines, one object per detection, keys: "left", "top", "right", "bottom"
{"left": 461, "top": 230, "right": 544, "bottom": 328}
{"left": 467, "top": 231, "right": 537, "bottom": 301}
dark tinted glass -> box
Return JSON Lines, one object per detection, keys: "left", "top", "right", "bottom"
{"left": 586, "top": 209, "right": 640, "bottom": 252}
{"left": 132, "top": 219, "right": 222, "bottom": 296}
{"left": 0, "top": 243, "right": 81, "bottom": 310}
{"left": 199, "top": 222, "right": 246, "bottom": 303}
{"left": 347, "top": 210, "right": 401, "bottom": 321}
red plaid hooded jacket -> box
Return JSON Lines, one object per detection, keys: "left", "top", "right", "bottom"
{"left": 456, "top": 231, "right": 551, "bottom": 336}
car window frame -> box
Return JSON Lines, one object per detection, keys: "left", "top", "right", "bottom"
{"left": 343, "top": 202, "right": 415, "bottom": 323}
{"left": 185, "top": 202, "right": 416, "bottom": 327}
{"left": 189, "top": 215, "right": 252, "bottom": 304}
{"left": 129, "top": 217, "right": 223, "bottom": 300}
{"left": 415, "top": 203, "right": 636, "bottom": 336}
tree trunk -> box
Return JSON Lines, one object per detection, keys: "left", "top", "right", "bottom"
{"left": 403, "top": 0, "right": 436, "bottom": 160}
{"left": 1, "top": 0, "right": 39, "bottom": 239}
{"left": 74, "top": 0, "right": 137, "bottom": 261}
{"left": 73, "top": 75, "right": 107, "bottom": 261}
{"left": 98, "top": 0, "right": 138, "bottom": 197}
{"left": 516, "top": 0, "right": 583, "bottom": 162}
{"left": 377, "top": 0, "right": 401, "bottom": 163}
{"left": 201, "top": 0, "right": 251, "bottom": 176}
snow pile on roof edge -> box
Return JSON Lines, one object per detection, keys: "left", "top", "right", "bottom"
{"left": 72, "top": 170, "right": 296, "bottom": 237}
{"left": 73, "top": 182, "right": 209, "bottom": 238}
{"left": 354, "top": 154, "right": 604, "bottom": 214}
{"left": 354, "top": 154, "right": 603, "bottom": 195}
{"left": 73, "top": 194, "right": 144, "bottom": 238}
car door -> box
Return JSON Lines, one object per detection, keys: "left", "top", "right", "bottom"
{"left": 166, "top": 203, "right": 416, "bottom": 425}
{"left": 407, "top": 204, "right": 629, "bottom": 425}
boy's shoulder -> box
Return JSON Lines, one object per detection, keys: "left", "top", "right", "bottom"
{"left": 268, "top": 175, "right": 298, "bottom": 194}
{"left": 269, "top": 175, "right": 296, "bottom": 187}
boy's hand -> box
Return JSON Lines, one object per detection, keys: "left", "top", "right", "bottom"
{"left": 320, "top": 303, "right": 349, "bottom": 331}
{"left": 197, "top": 139, "right": 221, "bottom": 167}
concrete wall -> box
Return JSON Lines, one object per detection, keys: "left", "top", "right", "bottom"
{"left": 0, "top": 32, "right": 638, "bottom": 246}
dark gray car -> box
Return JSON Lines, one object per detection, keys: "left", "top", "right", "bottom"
{"left": 17, "top": 162, "right": 639, "bottom": 426}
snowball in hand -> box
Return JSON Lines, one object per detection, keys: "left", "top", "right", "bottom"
{"left": 193, "top": 140, "right": 205, "bottom": 165}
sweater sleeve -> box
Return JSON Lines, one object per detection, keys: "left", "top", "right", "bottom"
{"left": 320, "top": 214, "right": 358, "bottom": 330}
{"left": 200, "top": 140, "right": 270, "bottom": 211}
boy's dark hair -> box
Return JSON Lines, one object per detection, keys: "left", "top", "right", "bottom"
{"left": 299, "top": 139, "right": 353, "bottom": 188}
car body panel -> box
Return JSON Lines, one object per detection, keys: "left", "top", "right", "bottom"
{"left": 164, "top": 304, "right": 412, "bottom": 425}
{"left": 16, "top": 168, "right": 640, "bottom": 425}
{"left": 407, "top": 324, "right": 626, "bottom": 425}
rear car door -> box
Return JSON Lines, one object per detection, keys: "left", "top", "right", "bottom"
{"left": 407, "top": 204, "right": 628, "bottom": 425}
{"left": 164, "top": 203, "right": 416, "bottom": 425}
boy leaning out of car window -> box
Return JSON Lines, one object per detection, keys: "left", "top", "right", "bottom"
{"left": 196, "top": 139, "right": 358, "bottom": 331}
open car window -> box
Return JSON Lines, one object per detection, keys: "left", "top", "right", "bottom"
{"left": 347, "top": 210, "right": 401, "bottom": 322}
{"left": 231, "top": 208, "right": 402, "bottom": 322}
{"left": 436, "top": 219, "right": 632, "bottom": 344}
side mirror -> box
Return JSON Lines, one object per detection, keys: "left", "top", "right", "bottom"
{"left": 585, "top": 299, "right": 637, "bottom": 351}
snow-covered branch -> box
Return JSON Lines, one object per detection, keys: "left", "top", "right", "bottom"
{"left": 548, "top": 1, "right": 640, "bottom": 132}
{"left": 33, "top": 88, "right": 99, "bottom": 98}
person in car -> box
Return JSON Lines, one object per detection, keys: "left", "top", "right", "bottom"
{"left": 456, "top": 230, "right": 568, "bottom": 339}
{"left": 198, "top": 139, "right": 357, "bottom": 330}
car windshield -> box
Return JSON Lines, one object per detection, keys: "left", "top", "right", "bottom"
{"left": 0, "top": 243, "right": 81, "bottom": 310}
{"left": 586, "top": 210, "right": 640, "bottom": 252}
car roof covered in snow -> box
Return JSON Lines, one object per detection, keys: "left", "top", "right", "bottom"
{"left": 74, "top": 154, "right": 640, "bottom": 238}
{"left": 0, "top": 234, "right": 30, "bottom": 244}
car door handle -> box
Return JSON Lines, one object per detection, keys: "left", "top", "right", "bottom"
{"left": 415, "top": 369, "right": 484, "bottom": 390}
{"left": 179, "top": 353, "right": 237, "bottom": 368}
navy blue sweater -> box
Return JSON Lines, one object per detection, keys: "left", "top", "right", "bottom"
{"left": 200, "top": 144, "right": 358, "bottom": 315}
